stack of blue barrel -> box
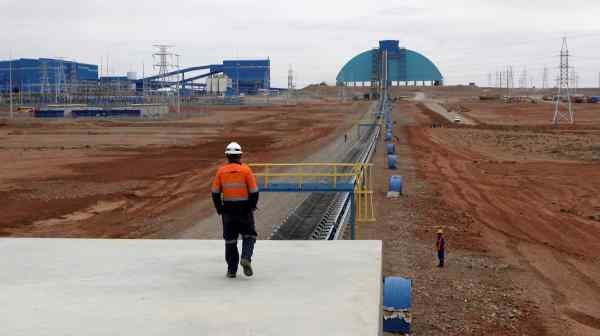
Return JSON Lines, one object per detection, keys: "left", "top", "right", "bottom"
{"left": 385, "top": 105, "right": 396, "bottom": 169}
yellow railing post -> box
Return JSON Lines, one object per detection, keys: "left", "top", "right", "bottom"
{"left": 265, "top": 165, "right": 270, "bottom": 188}
{"left": 333, "top": 165, "right": 337, "bottom": 188}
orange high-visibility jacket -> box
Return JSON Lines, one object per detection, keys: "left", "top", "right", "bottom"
{"left": 211, "top": 163, "right": 259, "bottom": 202}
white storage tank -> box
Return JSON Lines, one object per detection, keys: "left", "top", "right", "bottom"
{"left": 206, "top": 74, "right": 230, "bottom": 94}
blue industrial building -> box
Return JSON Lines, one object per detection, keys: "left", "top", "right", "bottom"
{"left": 1, "top": 57, "right": 270, "bottom": 97}
{"left": 136, "top": 59, "right": 270, "bottom": 95}
{"left": 219, "top": 59, "right": 270, "bottom": 94}
{"left": 0, "top": 58, "right": 98, "bottom": 94}
{"left": 336, "top": 40, "right": 443, "bottom": 87}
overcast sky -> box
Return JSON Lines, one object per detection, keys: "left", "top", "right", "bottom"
{"left": 2, "top": 0, "right": 600, "bottom": 87}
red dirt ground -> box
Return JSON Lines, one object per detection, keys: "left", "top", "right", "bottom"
{"left": 372, "top": 100, "right": 600, "bottom": 335}
{"left": 458, "top": 100, "right": 600, "bottom": 126}
{"left": 0, "top": 101, "right": 366, "bottom": 237}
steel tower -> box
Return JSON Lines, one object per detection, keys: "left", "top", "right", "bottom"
{"left": 553, "top": 37, "right": 574, "bottom": 124}
{"left": 153, "top": 45, "right": 174, "bottom": 89}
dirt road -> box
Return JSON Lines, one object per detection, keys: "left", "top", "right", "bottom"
{"left": 414, "top": 92, "right": 477, "bottom": 125}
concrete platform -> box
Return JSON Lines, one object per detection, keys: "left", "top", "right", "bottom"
{"left": 0, "top": 239, "right": 382, "bottom": 336}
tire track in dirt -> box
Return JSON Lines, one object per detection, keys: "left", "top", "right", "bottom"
{"left": 408, "top": 102, "right": 600, "bottom": 335}
{"left": 509, "top": 240, "right": 567, "bottom": 305}
{"left": 563, "top": 309, "right": 600, "bottom": 331}
{"left": 418, "top": 129, "right": 537, "bottom": 244}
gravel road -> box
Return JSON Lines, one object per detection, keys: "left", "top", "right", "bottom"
{"left": 414, "top": 92, "right": 477, "bottom": 125}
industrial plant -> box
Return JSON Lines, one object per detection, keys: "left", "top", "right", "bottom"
{"left": 0, "top": 47, "right": 271, "bottom": 109}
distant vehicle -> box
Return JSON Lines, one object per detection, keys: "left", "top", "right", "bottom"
{"left": 17, "top": 106, "right": 35, "bottom": 113}
{"left": 453, "top": 115, "right": 462, "bottom": 123}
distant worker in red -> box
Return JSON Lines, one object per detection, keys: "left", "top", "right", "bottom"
{"left": 436, "top": 228, "right": 446, "bottom": 268}
{"left": 211, "top": 142, "right": 260, "bottom": 278}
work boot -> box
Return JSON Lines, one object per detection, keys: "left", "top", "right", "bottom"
{"left": 240, "top": 259, "right": 253, "bottom": 277}
{"left": 226, "top": 271, "right": 237, "bottom": 278}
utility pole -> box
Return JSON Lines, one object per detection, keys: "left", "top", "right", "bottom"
{"left": 506, "top": 66, "right": 513, "bottom": 99}
{"left": 264, "top": 65, "right": 270, "bottom": 104}
{"left": 496, "top": 71, "right": 500, "bottom": 88}
{"left": 509, "top": 66, "right": 514, "bottom": 93}
{"left": 553, "top": 37, "right": 574, "bottom": 124}
{"left": 542, "top": 67, "right": 549, "bottom": 89}
{"left": 142, "top": 62, "right": 145, "bottom": 102}
{"left": 499, "top": 71, "right": 503, "bottom": 89}
{"left": 55, "top": 63, "right": 58, "bottom": 103}
{"left": 40, "top": 61, "right": 49, "bottom": 103}
{"left": 236, "top": 61, "right": 240, "bottom": 96}
{"left": 175, "top": 54, "right": 181, "bottom": 114}
{"left": 519, "top": 68, "right": 528, "bottom": 89}
{"left": 287, "top": 65, "right": 294, "bottom": 105}
{"left": 9, "top": 53, "right": 13, "bottom": 119}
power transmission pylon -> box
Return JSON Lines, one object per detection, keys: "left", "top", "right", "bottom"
{"left": 505, "top": 65, "right": 513, "bottom": 98}
{"left": 519, "top": 68, "right": 528, "bottom": 89}
{"left": 40, "top": 61, "right": 49, "bottom": 102}
{"left": 287, "top": 65, "right": 295, "bottom": 104}
{"left": 175, "top": 53, "right": 181, "bottom": 113}
{"left": 553, "top": 37, "right": 574, "bottom": 124}
{"left": 542, "top": 67, "right": 549, "bottom": 89}
{"left": 153, "top": 45, "right": 175, "bottom": 90}
{"left": 571, "top": 68, "right": 578, "bottom": 94}
{"left": 9, "top": 54, "right": 13, "bottom": 119}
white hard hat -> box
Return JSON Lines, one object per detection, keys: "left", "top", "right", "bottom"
{"left": 225, "top": 142, "right": 243, "bottom": 155}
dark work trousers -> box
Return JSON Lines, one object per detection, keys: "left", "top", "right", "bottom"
{"left": 437, "top": 250, "right": 445, "bottom": 267}
{"left": 222, "top": 212, "right": 257, "bottom": 273}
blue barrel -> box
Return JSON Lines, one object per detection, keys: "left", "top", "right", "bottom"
{"left": 387, "top": 155, "right": 398, "bottom": 169}
{"left": 389, "top": 175, "right": 403, "bottom": 193}
{"left": 383, "top": 276, "right": 412, "bottom": 333}
{"left": 386, "top": 143, "right": 395, "bottom": 154}
{"left": 385, "top": 132, "right": 392, "bottom": 141}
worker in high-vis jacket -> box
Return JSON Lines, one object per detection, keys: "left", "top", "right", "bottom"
{"left": 211, "top": 142, "right": 259, "bottom": 278}
{"left": 436, "top": 228, "right": 446, "bottom": 268}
